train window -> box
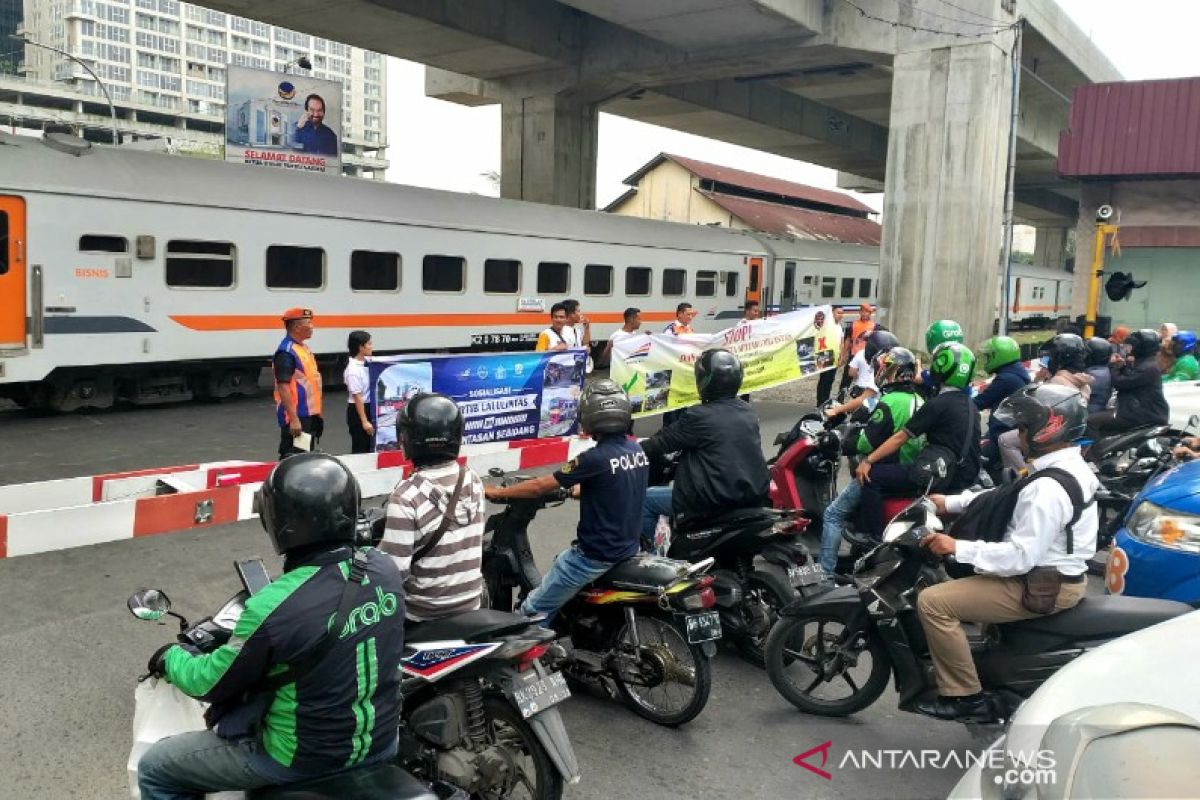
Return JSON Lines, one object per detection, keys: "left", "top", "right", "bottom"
{"left": 725, "top": 271, "right": 739, "bottom": 297}
{"left": 625, "top": 267, "right": 652, "bottom": 296}
{"left": 0, "top": 212, "right": 7, "bottom": 275}
{"left": 584, "top": 264, "right": 613, "bottom": 295}
{"left": 802, "top": 275, "right": 814, "bottom": 285}
{"left": 350, "top": 250, "right": 400, "bottom": 291}
{"left": 484, "top": 259, "right": 521, "bottom": 294}
{"left": 423, "top": 255, "right": 465, "bottom": 293}
{"left": 663, "top": 269, "right": 686, "bottom": 296}
{"left": 266, "top": 246, "right": 324, "bottom": 289}
{"left": 840, "top": 277, "right": 855, "bottom": 298}
{"left": 695, "top": 271, "right": 717, "bottom": 297}
{"left": 79, "top": 234, "right": 128, "bottom": 253}
{"left": 537, "top": 262, "right": 570, "bottom": 294}
{"left": 165, "top": 240, "right": 235, "bottom": 289}
{"left": 859, "top": 278, "right": 871, "bottom": 297}
{"left": 821, "top": 277, "right": 836, "bottom": 299}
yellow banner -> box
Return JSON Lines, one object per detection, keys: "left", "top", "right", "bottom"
{"left": 610, "top": 306, "right": 842, "bottom": 416}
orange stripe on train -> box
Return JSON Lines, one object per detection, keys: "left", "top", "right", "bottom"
{"left": 169, "top": 311, "right": 680, "bottom": 331}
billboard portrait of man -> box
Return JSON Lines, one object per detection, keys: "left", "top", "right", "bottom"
{"left": 295, "top": 94, "right": 339, "bottom": 156}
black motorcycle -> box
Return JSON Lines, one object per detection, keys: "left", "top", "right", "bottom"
{"left": 763, "top": 498, "right": 1192, "bottom": 723}
{"left": 481, "top": 469, "right": 721, "bottom": 727}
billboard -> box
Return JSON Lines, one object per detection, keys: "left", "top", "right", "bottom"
{"left": 225, "top": 66, "right": 342, "bottom": 175}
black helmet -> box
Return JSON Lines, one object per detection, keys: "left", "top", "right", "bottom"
{"left": 257, "top": 453, "right": 359, "bottom": 555}
{"left": 580, "top": 379, "right": 632, "bottom": 435}
{"left": 1085, "top": 337, "right": 1113, "bottom": 367}
{"left": 1041, "top": 333, "right": 1088, "bottom": 374}
{"left": 863, "top": 330, "right": 900, "bottom": 364}
{"left": 993, "top": 384, "right": 1087, "bottom": 457}
{"left": 695, "top": 349, "right": 743, "bottom": 402}
{"left": 398, "top": 393, "right": 464, "bottom": 467}
{"left": 872, "top": 346, "right": 917, "bottom": 389}
{"left": 1126, "top": 329, "right": 1161, "bottom": 360}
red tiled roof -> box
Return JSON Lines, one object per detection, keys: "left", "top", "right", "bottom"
{"left": 700, "top": 191, "right": 882, "bottom": 245}
{"left": 623, "top": 152, "right": 874, "bottom": 214}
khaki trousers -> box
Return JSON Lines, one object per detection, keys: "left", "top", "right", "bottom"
{"left": 916, "top": 575, "right": 1087, "bottom": 696}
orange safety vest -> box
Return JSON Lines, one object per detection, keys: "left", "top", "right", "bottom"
{"left": 274, "top": 337, "right": 323, "bottom": 424}
{"left": 850, "top": 319, "right": 876, "bottom": 354}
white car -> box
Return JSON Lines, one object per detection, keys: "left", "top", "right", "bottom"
{"left": 947, "top": 610, "right": 1200, "bottom": 799}
{"left": 1165, "top": 379, "right": 1200, "bottom": 430}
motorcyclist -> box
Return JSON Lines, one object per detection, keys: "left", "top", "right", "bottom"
{"left": 381, "top": 393, "right": 485, "bottom": 622}
{"left": 854, "top": 342, "right": 982, "bottom": 541}
{"left": 999, "top": 334, "right": 1093, "bottom": 470}
{"left": 916, "top": 319, "right": 965, "bottom": 396}
{"left": 917, "top": 385, "right": 1097, "bottom": 721}
{"left": 138, "top": 453, "right": 406, "bottom": 798}
{"left": 484, "top": 380, "right": 647, "bottom": 621}
{"left": 973, "top": 336, "right": 1030, "bottom": 441}
{"left": 1085, "top": 337, "right": 1114, "bottom": 412}
{"left": 1087, "top": 328, "right": 1170, "bottom": 438}
{"left": 640, "top": 349, "right": 769, "bottom": 535}
{"left": 818, "top": 347, "right": 924, "bottom": 576}
{"left": 1163, "top": 330, "right": 1199, "bottom": 382}
{"left": 827, "top": 329, "right": 900, "bottom": 419}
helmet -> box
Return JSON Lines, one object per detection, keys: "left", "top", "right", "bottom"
{"left": 992, "top": 384, "right": 1088, "bottom": 457}
{"left": 928, "top": 342, "right": 976, "bottom": 389}
{"left": 579, "top": 378, "right": 632, "bottom": 435}
{"left": 1126, "top": 329, "right": 1161, "bottom": 360}
{"left": 398, "top": 393, "right": 464, "bottom": 467}
{"left": 981, "top": 336, "right": 1021, "bottom": 374}
{"left": 1041, "top": 334, "right": 1088, "bottom": 374}
{"left": 863, "top": 330, "right": 901, "bottom": 364}
{"left": 257, "top": 453, "right": 359, "bottom": 555}
{"left": 872, "top": 347, "right": 917, "bottom": 389}
{"left": 1085, "top": 337, "right": 1113, "bottom": 367}
{"left": 1171, "top": 330, "right": 1198, "bottom": 357}
{"left": 925, "top": 320, "right": 965, "bottom": 353}
{"left": 695, "top": 349, "right": 743, "bottom": 402}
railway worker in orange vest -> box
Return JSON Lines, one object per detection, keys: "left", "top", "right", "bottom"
{"left": 274, "top": 308, "right": 324, "bottom": 459}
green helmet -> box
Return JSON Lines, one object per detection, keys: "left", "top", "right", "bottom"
{"left": 925, "top": 319, "right": 965, "bottom": 354}
{"left": 981, "top": 336, "right": 1021, "bottom": 374}
{"left": 929, "top": 342, "right": 976, "bottom": 389}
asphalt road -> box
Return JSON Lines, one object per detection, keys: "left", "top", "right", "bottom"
{"left": 0, "top": 393, "right": 992, "bottom": 799}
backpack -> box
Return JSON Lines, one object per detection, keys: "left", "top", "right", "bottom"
{"left": 949, "top": 467, "right": 1091, "bottom": 554}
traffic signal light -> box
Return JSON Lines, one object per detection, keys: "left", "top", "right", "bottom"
{"left": 1105, "top": 271, "right": 1146, "bottom": 302}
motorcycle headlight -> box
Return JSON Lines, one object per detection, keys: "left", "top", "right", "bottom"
{"left": 1127, "top": 501, "right": 1200, "bottom": 554}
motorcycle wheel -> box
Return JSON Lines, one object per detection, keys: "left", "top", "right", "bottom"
{"left": 612, "top": 615, "right": 712, "bottom": 727}
{"left": 734, "top": 569, "right": 795, "bottom": 669}
{"left": 479, "top": 694, "right": 564, "bottom": 800}
{"left": 765, "top": 612, "right": 889, "bottom": 717}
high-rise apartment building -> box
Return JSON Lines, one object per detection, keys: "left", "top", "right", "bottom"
{"left": 17, "top": 0, "right": 387, "bottom": 178}
{"left": 1, "top": 0, "right": 22, "bottom": 73}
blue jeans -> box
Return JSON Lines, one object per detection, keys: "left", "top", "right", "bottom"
{"left": 138, "top": 729, "right": 397, "bottom": 800}
{"left": 520, "top": 545, "right": 615, "bottom": 623}
{"left": 642, "top": 485, "right": 674, "bottom": 538}
{"left": 820, "top": 480, "right": 862, "bottom": 574}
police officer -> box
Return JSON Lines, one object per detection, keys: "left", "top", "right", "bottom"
{"left": 484, "top": 380, "right": 647, "bottom": 621}
{"left": 274, "top": 308, "right": 324, "bottom": 459}
{"left": 138, "top": 454, "right": 407, "bottom": 797}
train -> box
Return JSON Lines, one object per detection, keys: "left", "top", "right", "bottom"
{"left": 0, "top": 132, "right": 1072, "bottom": 411}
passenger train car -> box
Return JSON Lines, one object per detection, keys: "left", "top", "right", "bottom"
{"left": 0, "top": 133, "right": 1069, "bottom": 411}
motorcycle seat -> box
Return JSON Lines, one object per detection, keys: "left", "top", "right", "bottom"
{"left": 1000, "top": 594, "right": 1190, "bottom": 639}
{"left": 1091, "top": 425, "right": 1169, "bottom": 458}
{"left": 675, "top": 506, "right": 777, "bottom": 534}
{"left": 594, "top": 554, "right": 690, "bottom": 591}
{"left": 251, "top": 763, "right": 438, "bottom": 800}
{"left": 406, "top": 609, "right": 535, "bottom": 645}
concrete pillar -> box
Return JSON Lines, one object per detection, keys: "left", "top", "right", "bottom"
{"left": 1034, "top": 227, "right": 1069, "bottom": 270}
{"left": 878, "top": 40, "right": 1013, "bottom": 350}
{"left": 501, "top": 90, "right": 598, "bottom": 209}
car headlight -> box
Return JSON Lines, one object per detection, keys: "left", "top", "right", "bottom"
{"left": 1127, "top": 501, "right": 1200, "bottom": 553}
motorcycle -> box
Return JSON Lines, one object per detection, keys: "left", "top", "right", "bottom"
{"left": 763, "top": 497, "right": 1193, "bottom": 724}
{"left": 481, "top": 469, "right": 721, "bottom": 727}
{"left": 127, "top": 555, "right": 579, "bottom": 800}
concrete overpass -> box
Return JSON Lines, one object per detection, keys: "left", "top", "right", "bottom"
{"left": 196, "top": 0, "right": 1119, "bottom": 347}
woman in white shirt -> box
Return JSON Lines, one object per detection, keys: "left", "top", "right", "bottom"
{"left": 344, "top": 330, "right": 374, "bottom": 453}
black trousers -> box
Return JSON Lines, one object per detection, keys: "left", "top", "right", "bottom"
{"left": 278, "top": 414, "right": 323, "bottom": 459}
{"left": 816, "top": 368, "right": 836, "bottom": 405}
{"left": 1086, "top": 409, "right": 1133, "bottom": 444}
{"left": 346, "top": 404, "right": 375, "bottom": 454}
{"left": 857, "top": 463, "right": 922, "bottom": 540}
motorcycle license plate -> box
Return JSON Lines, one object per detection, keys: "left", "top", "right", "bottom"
{"left": 510, "top": 670, "right": 570, "bottom": 719}
{"left": 788, "top": 563, "right": 824, "bottom": 587}
{"left": 684, "top": 611, "right": 722, "bottom": 644}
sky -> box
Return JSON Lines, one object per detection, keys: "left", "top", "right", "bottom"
{"left": 383, "top": 1, "right": 1200, "bottom": 212}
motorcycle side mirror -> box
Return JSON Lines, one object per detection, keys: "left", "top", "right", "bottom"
{"left": 1188, "top": 414, "right": 1200, "bottom": 432}
{"left": 488, "top": 467, "right": 505, "bottom": 478}
{"left": 128, "top": 589, "right": 171, "bottom": 622}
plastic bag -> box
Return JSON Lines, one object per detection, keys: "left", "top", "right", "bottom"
{"left": 127, "top": 678, "right": 207, "bottom": 798}
{"left": 653, "top": 515, "right": 672, "bottom": 556}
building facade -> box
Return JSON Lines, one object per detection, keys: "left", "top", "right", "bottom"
{"left": 1, "top": 0, "right": 21, "bottom": 73}
{"left": 15, "top": 0, "right": 387, "bottom": 177}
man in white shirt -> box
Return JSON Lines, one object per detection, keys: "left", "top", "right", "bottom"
{"left": 535, "top": 302, "right": 578, "bottom": 351}
{"left": 601, "top": 307, "right": 643, "bottom": 365}
{"left": 342, "top": 330, "right": 374, "bottom": 453}
{"left": 827, "top": 328, "right": 896, "bottom": 418}
{"left": 915, "top": 384, "right": 1096, "bottom": 721}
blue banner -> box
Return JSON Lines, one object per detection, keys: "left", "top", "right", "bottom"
{"left": 368, "top": 349, "right": 587, "bottom": 451}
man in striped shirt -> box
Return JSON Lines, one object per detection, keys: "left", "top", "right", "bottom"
{"left": 380, "top": 393, "right": 485, "bottom": 622}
